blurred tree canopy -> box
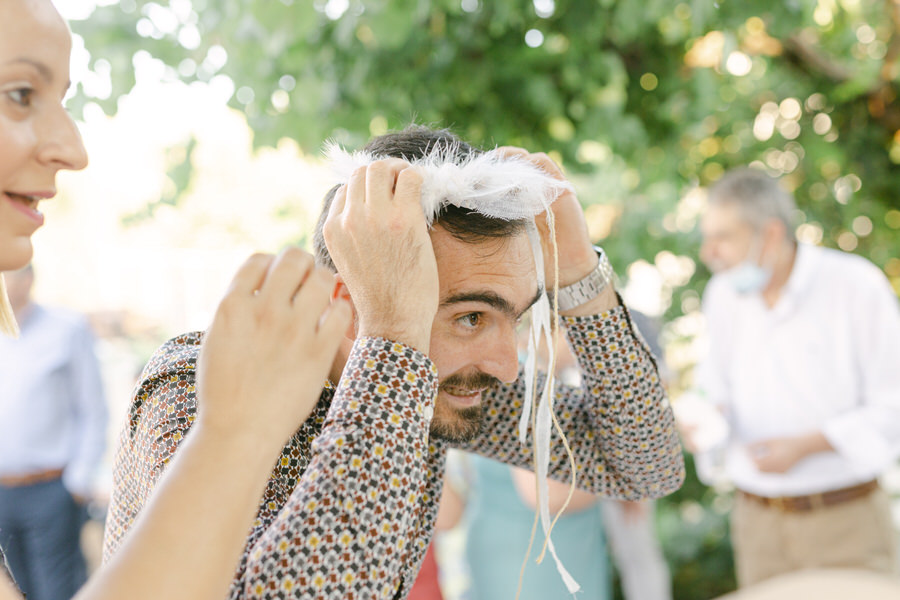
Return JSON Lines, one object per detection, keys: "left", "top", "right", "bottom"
{"left": 71, "top": 0, "right": 900, "bottom": 332}
{"left": 69, "top": 1, "right": 900, "bottom": 596}
{"left": 70, "top": 0, "right": 900, "bottom": 320}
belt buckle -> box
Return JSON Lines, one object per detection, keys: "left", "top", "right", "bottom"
{"left": 770, "top": 495, "right": 787, "bottom": 511}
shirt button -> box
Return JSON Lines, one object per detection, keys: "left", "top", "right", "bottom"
{"left": 423, "top": 405, "right": 434, "bottom": 421}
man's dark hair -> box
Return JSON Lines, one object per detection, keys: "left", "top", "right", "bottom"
{"left": 313, "top": 125, "right": 530, "bottom": 271}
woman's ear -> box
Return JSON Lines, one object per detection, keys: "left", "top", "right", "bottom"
{"left": 332, "top": 273, "right": 357, "bottom": 340}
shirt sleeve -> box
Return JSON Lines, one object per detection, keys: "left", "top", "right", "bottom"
{"left": 102, "top": 334, "right": 202, "bottom": 561}
{"left": 456, "top": 303, "right": 685, "bottom": 500}
{"left": 61, "top": 317, "right": 109, "bottom": 498}
{"left": 692, "top": 276, "right": 734, "bottom": 410}
{"left": 821, "top": 267, "right": 900, "bottom": 473}
{"left": 236, "top": 337, "right": 438, "bottom": 599}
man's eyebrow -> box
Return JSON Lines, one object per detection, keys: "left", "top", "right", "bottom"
{"left": 442, "top": 287, "right": 544, "bottom": 319}
{"left": 9, "top": 58, "right": 53, "bottom": 83}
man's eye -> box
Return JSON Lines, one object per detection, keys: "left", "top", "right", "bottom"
{"left": 7, "top": 88, "right": 33, "bottom": 107}
{"left": 459, "top": 313, "right": 481, "bottom": 328}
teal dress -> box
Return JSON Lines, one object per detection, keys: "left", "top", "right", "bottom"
{"left": 464, "top": 455, "right": 611, "bottom": 600}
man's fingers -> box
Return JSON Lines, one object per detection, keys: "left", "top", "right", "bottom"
{"left": 226, "top": 253, "right": 275, "bottom": 297}
{"left": 394, "top": 166, "right": 424, "bottom": 209}
{"left": 323, "top": 185, "right": 348, "bottom": 254}
{"left": 329, "top": 184, "right": 347, "bottom": 217}
{"left": 366, "top": 158, "right": 411, "bottom": 206}
{"left": 747, "top": 442, "right": 767, "bottom": 456}
{"left": 496, "top": 146, "right": 564, "bottom": 180}
{"left": 495, "top": 146, "right": 529, "bottom": 160}
{"left": 258, "top": 247, "right": 316, "bottom": 305}
{"left": 346, "top": 166, "right": 368, "bottom": 214}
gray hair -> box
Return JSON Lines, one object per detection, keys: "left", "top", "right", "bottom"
{"left": 707, "top": 168, "right": 796, "bottom": 239}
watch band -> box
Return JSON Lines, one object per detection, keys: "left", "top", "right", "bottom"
{"left": 554, "top": 246, "right": 613, "bottom": 311}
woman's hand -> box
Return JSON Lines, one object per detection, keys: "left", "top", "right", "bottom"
{"left": 195, "top": 247, "right": 351, "bottom": 448}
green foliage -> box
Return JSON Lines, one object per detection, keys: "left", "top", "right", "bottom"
{"left": 70, "top": 0, "right": 900, "bottom": 321}
{"left": 121, "top": 136, "right": 197, "bottom": 225}
{"left": 657, "top": 454, "right": 736, "bottom": 599}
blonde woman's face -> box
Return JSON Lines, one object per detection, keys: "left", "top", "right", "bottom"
{"left": 0, "top": 0, "right": 88, "bottom": 271}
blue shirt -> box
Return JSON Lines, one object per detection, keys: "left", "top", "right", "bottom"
{"left": 464, "top": 455, "right": 611, "bottom": 600}
{"left": 0, "top": 305, "right": 108, "bottom": 497}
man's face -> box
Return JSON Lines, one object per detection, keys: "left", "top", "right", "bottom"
{"left": 427, "top": 226, "right": 540, "bottom": 443}
{"left": 699, "top": 203, "right": 756, "bottom": 274}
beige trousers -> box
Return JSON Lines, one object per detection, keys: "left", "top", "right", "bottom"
{"left": 730, "top": 487, "right": 898, "bottom": 587}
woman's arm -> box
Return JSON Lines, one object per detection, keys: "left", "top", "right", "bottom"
{"left": 511, "top": 467, "right": 599, "bottom": 514}
{"left": 67, "top": 249, "right": 349, "bottom": 600}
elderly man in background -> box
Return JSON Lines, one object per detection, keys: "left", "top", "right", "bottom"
{"left": 691, "top": 167, "right": 900, "bottom": 587}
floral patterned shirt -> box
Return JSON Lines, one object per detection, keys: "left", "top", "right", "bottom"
{"left": 103, "top": 305, "right": 684, "bottom": 599}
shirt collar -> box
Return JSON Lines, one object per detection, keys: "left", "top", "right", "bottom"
{"left": 772, "top": 242, "right": 819, "bottom": 317}
{"left": 15, "top": 303, "right": 43, "bottom": 332}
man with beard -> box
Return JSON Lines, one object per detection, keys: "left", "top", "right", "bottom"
{"left": 103, "top": 126, "right": 684, "bottom": 599}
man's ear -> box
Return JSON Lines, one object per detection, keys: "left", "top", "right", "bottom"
{"left": 332, "top": 273, "right": 358, "bottom": 340}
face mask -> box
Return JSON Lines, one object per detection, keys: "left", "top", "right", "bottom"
{"left": 722, "top": 237, "right": 772, "bottom": 294}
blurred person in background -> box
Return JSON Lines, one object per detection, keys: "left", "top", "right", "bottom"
{"left": 459, "top": 454, "right": 612, "bottom": 600}
{"left": 600, "top": 310, "right": 671, "bottom": 600}
{"left": 0, "top": 264, "right": 107, "bottom": 600}
{"left": 408, "top": 482, "right": 466, "bottom": 600}
{"left": 689, "top": 167, "right": 900, "bottom": 587}
{"left": 0, "top": 2, "right": 351, "bottom": 600}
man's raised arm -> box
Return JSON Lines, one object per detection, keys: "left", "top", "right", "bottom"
{"left": 459, "top": 148, "right": 685, "bottom": 500}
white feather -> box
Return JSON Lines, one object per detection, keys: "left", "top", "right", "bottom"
{"left": 324, "top": 141, "right": 572, "bottom": 225}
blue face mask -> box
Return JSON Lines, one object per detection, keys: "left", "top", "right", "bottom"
{"left": 723, "top": 238, "right": 772, "bottom": 294}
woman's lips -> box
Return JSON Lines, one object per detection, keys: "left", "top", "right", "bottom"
{"left": 3, "top": 192, "right": 45, "bottom": 227}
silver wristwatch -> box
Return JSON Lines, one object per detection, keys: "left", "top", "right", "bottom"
{"left": 555, "top": 246, "right": 614, "bottom": 311}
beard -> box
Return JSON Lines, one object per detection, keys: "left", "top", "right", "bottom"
{"left": 428, "top": 370, "right": 500, "bottom": 443}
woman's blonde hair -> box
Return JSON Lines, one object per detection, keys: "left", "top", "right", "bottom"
{"left": 0, "top": 275, "right": 18, "bottom": 337}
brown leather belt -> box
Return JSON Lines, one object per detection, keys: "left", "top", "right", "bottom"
{"left": 0, "top": 468, "right": 64, "bottom": 487}
{"left": 739, "top": 480, "right": 879, "bottom": 513}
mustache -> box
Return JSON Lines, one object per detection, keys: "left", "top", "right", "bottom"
{"left": 439, "top": 371, "right": 500, "bottom": 391}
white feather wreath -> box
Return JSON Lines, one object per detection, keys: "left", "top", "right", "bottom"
{"left": 325, "top": 141, "right": 572, "bottom": 225}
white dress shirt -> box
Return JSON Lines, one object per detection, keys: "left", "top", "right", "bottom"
{"left": 0, "top": 305, "right": 108, "bottom": 498}
{"left": 695, "top": 243, "right": 900, "bottom": 497}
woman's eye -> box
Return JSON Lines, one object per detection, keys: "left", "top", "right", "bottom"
{"left": 8, "top": 88, "right": 33, "bottom": 107}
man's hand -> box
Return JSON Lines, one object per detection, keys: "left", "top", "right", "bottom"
{"left": 195, "top": 248, "right": 351, "bottom": 450}
{"left": 748, "top": 431, "right": 832, "bottom": 474}
{"left": 323, "top": 159, "right": 438, "bottom": 353}
{"left": 496, "top": 147, "right": 617, "bottom": 314}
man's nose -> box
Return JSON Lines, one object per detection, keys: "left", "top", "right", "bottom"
{"left": 477, "top": 328, "right": 520, "bottom": 384}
